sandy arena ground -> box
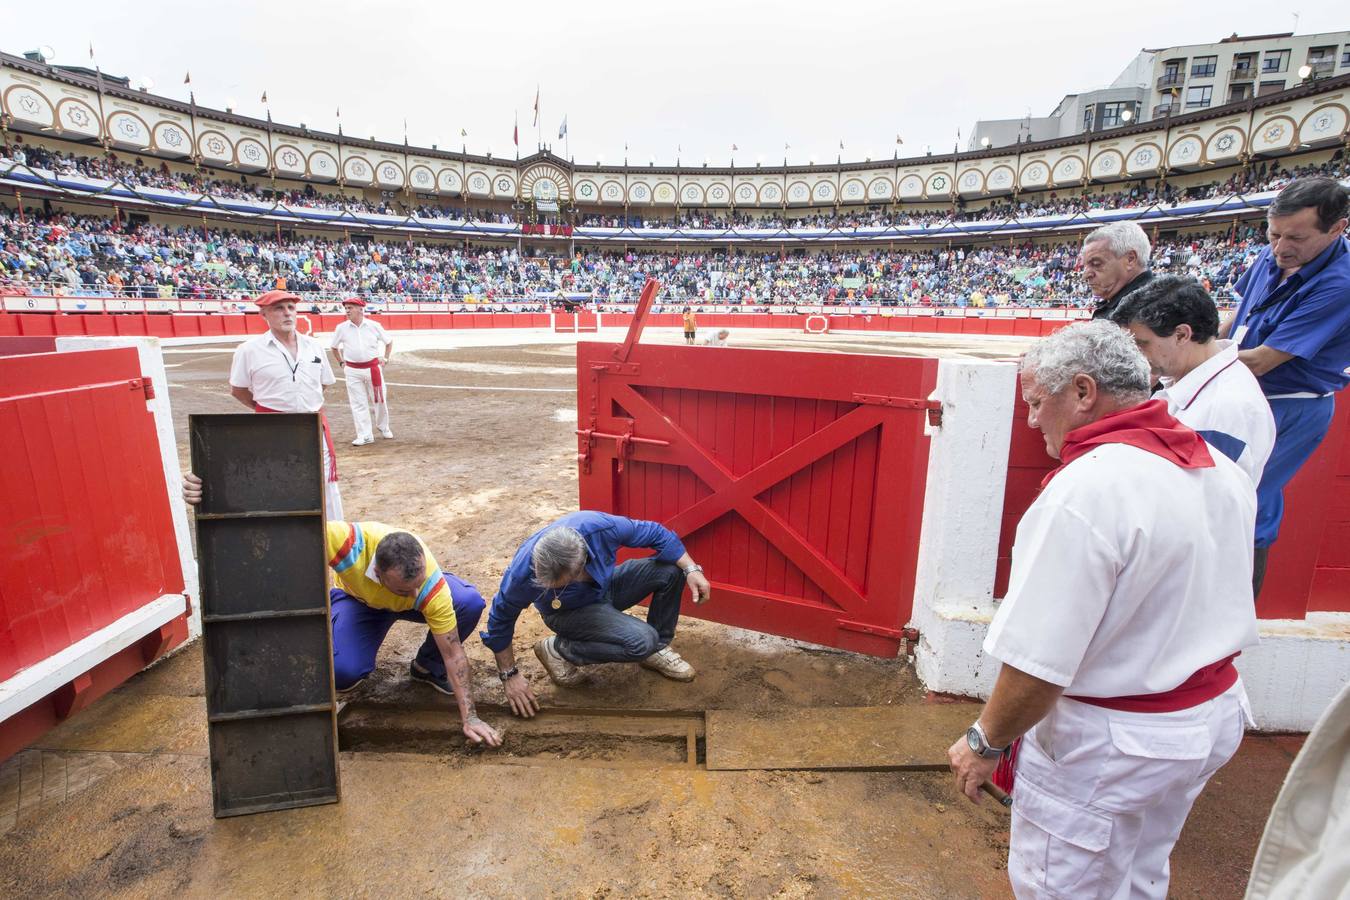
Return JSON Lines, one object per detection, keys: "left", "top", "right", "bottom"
{"left": 0, "top": 327, "right": 1301, "bottom": 898}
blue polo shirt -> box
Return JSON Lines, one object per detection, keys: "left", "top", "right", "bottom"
{"left": 1231, "top": 236, "right": 1350, "bottom": 397}
{"left": 480, "top": 511, "right": 686, "bottom": 652}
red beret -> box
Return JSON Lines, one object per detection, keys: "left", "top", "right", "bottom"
{"left": 342, "top": 297, "right": 366, "bottom": 307}
{"left": 255, "top": 290, "right": 302, "bottom": 308}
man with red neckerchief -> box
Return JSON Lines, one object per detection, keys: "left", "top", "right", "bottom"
{"left": 948, "top": 320, "right": 1258, "bottom": 900}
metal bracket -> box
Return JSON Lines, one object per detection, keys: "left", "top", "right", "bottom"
{"left": 851, "top": 393, "right": 942, "bottom": 427}
{"left": 130, "top": 376, "right": 155, "bottom": 400}
{"left": 590, "top": 362, "right": 641, "bottom": 376}
{"left": 576, "top": 422, "right": 670, "bottom": 475}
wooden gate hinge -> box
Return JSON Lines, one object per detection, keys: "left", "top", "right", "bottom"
{"left": 852, "top": 393, "right": 942, "bottom": 426}
{"left": 131, "top": 377, "right": 155, "bottom": 400}
{"left": 590, "top": 362, "right": 641, "bottom": 376}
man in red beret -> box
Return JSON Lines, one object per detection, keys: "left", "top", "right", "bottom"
{"left": 227, "top": 290, "right": 343, "bottom": 518}
{"left": 330, "top": 297, "right": 393, "bottom": 446}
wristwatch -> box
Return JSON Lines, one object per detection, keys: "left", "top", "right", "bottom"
{"left": 966, "top": 721, "right": 1009, "bottom": 760}
{"left": 681, "top": 564, "right": 704, "bottom": 575}
{"left": 497, "top": 666, "right": 519, "bottom": 683}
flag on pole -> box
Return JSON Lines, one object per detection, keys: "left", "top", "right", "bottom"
{"left": 785, "top": 142, "right": 790, "bottom": 150}
{"left": 532, "top": 86, "right": 540, "bottom": 127}
{"left": 513, "top": 112, "right": 519, "bottom": 147}
{"left": 558, "top": 116, "right": 567, "bottom": 140}
{"left": 731, "top": 143, "right": 738, "bottom": 152}
{"left": 184, "top": 71, "right": 191, "bottom": 85}
{"left": 839, "top": 139, "right": 844, "bottom": 150}
{"left": 261, "top": 91, "right": 268, "bottom": 104}
{"left": 88, "top": 43, "right": 94, "bottom": 60}
{"left": 460, "top": 128, "right": 467, "bottom": 137}
{"left": 896, "top": 134, "right": 903, "bottom": 145}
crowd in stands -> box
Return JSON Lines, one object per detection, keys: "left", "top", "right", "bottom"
{"left": 1, "top": 203, "right": 1266, "bottom": 308}
{"left": 3, "top": 140, "right": 1343, "bottom": 233}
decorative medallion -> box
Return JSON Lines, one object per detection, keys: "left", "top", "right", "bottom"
{"left": 495, "top": 176, "right": 513, "bottom": 194}
{"left": 64, "top": 106, "right": 90, "bottom": 128}
{"left": 206, "top": 136, "right": 226, "bottom": 156}
{"left": 280, "top": 149, "right": 300, "bottom": 167}
{"left": 1311, "top": 112, "right": 1334, "bottom": 134}
{"left": 1131, "top": 148, "right": 1155, "bottom": 167}
{"left": 161, "top": 128, "right": 184, "bottom": 148}
{"left": 1263, "top": 124, "right": 1285, "bottom": 144}
{"left": 930, "top": 175, "right": 948, "bottom": 192}
{"left": 737, "top": 185, "right": 754, "bottom": 201}
{"left": 761, "top": 184, "right": 780, "bottom": 201}
{"left": 1215, "top": 133, "right": 1236, "bottom": 153}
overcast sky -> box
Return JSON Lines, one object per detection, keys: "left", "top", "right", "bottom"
{"left": 6, "top": 1, "right": 1346, "bottom": 166}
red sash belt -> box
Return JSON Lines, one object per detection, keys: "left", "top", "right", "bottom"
{"left": 254, "top": 403, "right": 339, "bottom": 482}
{"left": 992, "top": 654, "right": 1240, "bottom": 794}
{"left": 346, "top": 358, "right": 384, "bottom": 403}
{"left": 1067, "top": 653, "right": 1239, "bottom": 713}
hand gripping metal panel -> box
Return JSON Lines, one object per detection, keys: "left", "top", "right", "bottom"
{"left": 189, "top": 413, "right": 339, "bottom": 817}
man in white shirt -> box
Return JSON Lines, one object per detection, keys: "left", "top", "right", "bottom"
{"left": 947, "top": 321, "right": 1258, "bottom": 900}
{"left": 227, "top": 290, "right": 343, "bottom": 519}
{"left": 1111, "top": 274, "right": 1276, "bottom": 488}
{"left": 698, "top": 328, "right": 730, "bottom": 347}
{"left": 330, "top": 298, "right": 393, "bottom": 445}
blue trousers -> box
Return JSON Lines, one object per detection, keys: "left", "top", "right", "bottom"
{"left": 539, "top": 558, "right": 686, "bottom": 665}
{"left": 330, "top": 573, "right": 486, "bottom": 690}
{"left": 1255, "top": 395, "right": 1336, "bottom": 548}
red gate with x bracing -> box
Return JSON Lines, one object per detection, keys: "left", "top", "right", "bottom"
{"left": 575, "top": 339, "right": 939, "bottom": 657}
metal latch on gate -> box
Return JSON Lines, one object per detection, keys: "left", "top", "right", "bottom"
{"left": 852, "top": 393, "right": 942, "bottom": 427}
{"left": 576, "top": 420, "right": 670, "bottom": 475}
{"left": 131, "top": 377, "right": 155, "bottom": 400}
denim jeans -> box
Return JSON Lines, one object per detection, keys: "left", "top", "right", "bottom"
{"left": 539, "top": 558, "right": 686, "bottom": 665}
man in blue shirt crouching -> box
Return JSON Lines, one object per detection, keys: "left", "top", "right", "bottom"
{"left": 480, "top": 511, "right": 713, "bottom": 717}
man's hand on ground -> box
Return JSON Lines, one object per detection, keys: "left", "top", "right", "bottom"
{"left": 183, "top": 472, "right": 202, "bottom": 506}
{"left": 947, "top": 737, "right": 1000, "bottom": 805}
{"left": 504, "top": 673, "right": 539, "bottom": 718}
{"left": 687, "top": 570, "right": 712, "bottom": 605}
{"left": 463, "top": 715, "right": 502, "bottom": 747}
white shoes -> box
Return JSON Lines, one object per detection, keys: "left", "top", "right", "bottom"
{"left": 380, "top": 429, "right": 394, "bottom": 439}
{"left": 352, "top": 436, "right": 374, "bottom": 446}
{"left": 534, "top": 636, "right": 585, "bottom": 686}
{"left": 641, "top": 646, "right": 696, "bottom": 682}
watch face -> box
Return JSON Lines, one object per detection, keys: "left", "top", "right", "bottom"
{"left": 967, "top": 727, "right": 982, "bottom": 753}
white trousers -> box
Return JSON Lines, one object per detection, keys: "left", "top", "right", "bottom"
{"left": 1009, "top": 681, "right": 1251, "bottom": 900}
{"left": 344, "top": 364, "right": 389, "bottom": 441}
{"left": 322, "top": 440, "right": 343, "bottom": 521}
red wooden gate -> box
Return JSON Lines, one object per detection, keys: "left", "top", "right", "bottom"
{"left": 576, "top": 342, "right": 939, "bottom": 656}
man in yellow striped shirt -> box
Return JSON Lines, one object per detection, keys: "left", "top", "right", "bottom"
{"left": 325, "top": 520, "right": 500, "bottom": 746}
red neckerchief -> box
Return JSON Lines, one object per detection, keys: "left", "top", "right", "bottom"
{"left": 1041, "top": 398, "right": 1214, "bottom": 488}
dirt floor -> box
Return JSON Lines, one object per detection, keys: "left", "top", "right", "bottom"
{"left": 0, "top": 328, "right": 1302, "bottom": 898}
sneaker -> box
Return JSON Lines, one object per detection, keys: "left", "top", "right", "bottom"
{"left": 409, "top": 661, "right": 454, "bottom": 696}
{"left": 534, "top": 636, "right": 585, "bottom": 686}
{"left": 640, "top": 646, "right": 695, "bottom": 682}
{"left": 380, "top": 429, "right": 394, "bottom": 439}
{"left": 352, "top": 436, "right": 374, "bottom": 446}
{"left": 336, "top": 676, "right": 366, "bottom": 694}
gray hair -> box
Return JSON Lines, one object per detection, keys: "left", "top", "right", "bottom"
{"left": 1020, "top": 320, "right": 1151, "bottom": 402}
{"left": 532, "top": 526, "right": 588, "bottom": 586}
{"left": 1082, "top": 221, "right": 1152, "bottom": 266}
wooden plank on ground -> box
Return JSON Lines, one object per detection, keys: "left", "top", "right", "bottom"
{"left": 704, "top": 704, "right": 978, "bottom": 771}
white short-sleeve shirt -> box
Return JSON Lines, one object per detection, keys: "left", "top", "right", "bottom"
{"left": 1155, "top": 340, "right": 1275, "bottom": 488}
{"left": 984, "top": 442, "right": 1259, "bottom": 698}
{"left": 698, "top": 329, "right": 729, "bottom": 347}
{"left": 330, "top": 318, "right": 390, "bottom": 364}
{"left": 229, "top": 330, "right": 334, "bottom": 412}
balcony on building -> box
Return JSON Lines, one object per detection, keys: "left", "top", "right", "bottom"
{"left": 1228, "top": 65, "right": 1256, "bottom": 82}
{"left": 1156, "top": 72, "right": 1186, "bottom": 90}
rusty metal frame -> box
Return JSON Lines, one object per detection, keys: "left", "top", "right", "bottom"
{"left": 190, "top": 413, "right": 339, "bottom": 818}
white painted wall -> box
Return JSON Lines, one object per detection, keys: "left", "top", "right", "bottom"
{"left": 910, "top": 356, "right": 1350, "bottom": 732}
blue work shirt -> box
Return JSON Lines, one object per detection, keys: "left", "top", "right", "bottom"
{"left": 1231, "top": 236, "right": 1350, "bottom": 397}
{"left": 480, "top": 511, "right": 686, "bottom": 652}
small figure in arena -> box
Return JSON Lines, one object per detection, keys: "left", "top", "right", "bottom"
{"left": 228, "top": 289, "right": 343, "bottom": 519}
{"left": 947, "top": 321, "right": 1257, "bottom": 899}
{"left": 699, "top": 328, "right": 731, "bottom": 347}
{"left": 182, "top": 474, "right": 500, "bottom": 746}
{"left": 681, "top": 306, "right": 698, "bottom": 345}
{"left": 330, "top": 297, "right": 393, "bottom": 446}
{"left": 480, "top": 512, "right": 713, "bottom": 718}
